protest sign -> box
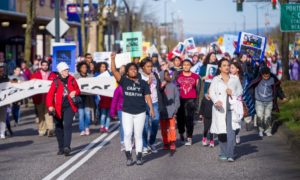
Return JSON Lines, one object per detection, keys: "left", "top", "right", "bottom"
{"left": 122, "top": 32, "right": 143, "bottom": 58}
{"left": 184, "top": 38, "right": 197, "bottom": 53}
{"left": 52, "top": 43, "right": 76, "bottom": 73}
{"left": 172, "top": 42, "right": 185, "bottom": 56}
{"left": 93, "top": 52, "right": 131, "bottom": 69}
{"left": 93, "top": 52, "right": 111, "bottom": 63}
{"left": 205, "top": 64, "right": 218, "bottom": 83}
{"left": 236, "top": 32, "right": 267, "bottom": 61}
{"left": 115, "top": 52, "right": 131, "bottom": 68}
{"left": 141, "top": 42, "right": 151, "bottom": 59}
{"left": 191, "top": 62, "right": 203, "bottom": 74}
{"left": 223, "top": 34, "right": 238, "bottom": 56}
{"left": 148, "top": 45, "right": 163, "bottom": 64}
{"left": 0, "top": 77, "right": 116, "bottom": 107}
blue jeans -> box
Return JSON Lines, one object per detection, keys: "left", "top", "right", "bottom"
{"left": 78, "top": 107, "right": 91, "bottom": 132}
{"left": 255, "top": 100, "right": 273, "bottom": 134}
{"left": 143, "top": 102, "right": 160, "bottom": 148}
{"left": 100, "top": 109, "right": 111, "bottom": 129}
{"left": 118, "top": 111, "right": 124, "bottom": 144}
{"left": 12, "top": 104, "right": 20, "bottom": 124}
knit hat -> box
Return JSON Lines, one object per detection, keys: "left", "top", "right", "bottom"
{"left": 56, "top": 62, "right": 69, "bottom": 73}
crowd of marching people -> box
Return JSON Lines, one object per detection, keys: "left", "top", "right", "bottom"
{"left": 0, "top": 49, "right": 296, "bottom": 165}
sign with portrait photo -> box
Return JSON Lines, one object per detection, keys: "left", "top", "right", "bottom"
{"left": 184, "top": 37, "right": 197, "bottom": 53}
{"left": 205, "top": 64, "right": 218, "bottom": 83}
{"left": 52, "top": 43, "right": 76, "bottom": 73}
{"left": 172, "top": 42, "right": 185, "bottom": 56}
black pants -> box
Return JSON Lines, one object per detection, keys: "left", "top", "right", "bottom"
{"left": 54, "top": 106, "right": 75, "bottom": 151}
{"left": 177, "top": 98, "right": 195, "bottom": 138}
{"left": 203, "top": 117, "right": 213, "bottom": 140}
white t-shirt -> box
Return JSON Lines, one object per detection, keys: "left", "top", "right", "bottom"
{"left": 141, "top": 73, "right": 158, "bottom": 103}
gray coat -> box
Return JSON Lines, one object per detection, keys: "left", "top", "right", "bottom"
{"left": 160, "top": 82, "right": 180, "bottom": 120}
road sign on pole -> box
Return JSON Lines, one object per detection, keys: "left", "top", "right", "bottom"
{"left": 46, "top": 18, "right": 70, "bottom": 38}
{"left": 280, "top": 4, "right": 300, "bottom": 32}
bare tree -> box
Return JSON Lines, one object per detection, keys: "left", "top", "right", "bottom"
{"left": 24, "top": 0, "right": 36, "bottom": 64}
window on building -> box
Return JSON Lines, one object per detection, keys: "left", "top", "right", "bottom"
{"left": 40, "top": 0, "right": 45, "bottom": 6}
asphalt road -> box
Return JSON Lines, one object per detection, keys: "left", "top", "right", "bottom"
{"left": 1, "top": 104, "right": 300, "bottom": 180}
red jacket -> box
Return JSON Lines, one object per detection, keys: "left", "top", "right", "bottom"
{"left": 31, "top": 71, "right": 57, "bottom": 105}
{"left": 99, "top": 96, "right": 112, "bottom": 109}
{"left": 46, "top": 75, "right": 81, "bottom": 119}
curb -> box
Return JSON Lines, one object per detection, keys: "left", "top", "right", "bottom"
{"left": 277, "top": 123, "right": 300, "bottom": 155}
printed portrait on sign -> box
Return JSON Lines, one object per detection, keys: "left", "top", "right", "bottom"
{"left": 205, "top": 64, "right": 218, "bottom": 83}
{"left": 56, "top": 50, "right": 71, "bottom": 66}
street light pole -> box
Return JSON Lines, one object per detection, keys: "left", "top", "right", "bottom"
{"left": 122, "top": 0, "right": 132, "bottom": 32}
{"left": 54, "top": 0, "right": 60, "bottom": 42}
{"left": 242, "top": 15, "right": 246, "bottom": 31}
{"left": 256, "top": 4, "right": 259, "bottom": 35}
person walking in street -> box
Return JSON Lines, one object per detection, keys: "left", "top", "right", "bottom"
{"left": 176, "top": 59, "right": 199, "bottom": 146}
{"left": 0, "top": 65, "right": 9, "bottom": 139}
{"left": 248, "top": 67, "right": 286, "bottom": 137}
{"left": 97, "top": 62, "right": 113, "bottom": 133}
{"left": 159, "top": 70, "right": 180, "bottom": 151}
{"left": 170, "top": 56, "right": 182, "bottom": 82}
{"left": 74, "top": 61, "right": 94, "bottom": 136}
{"left": 267, "top": 55, "right": 283, "bottom": 81}
{"left": 199, "top": 93, "right": 215, "bottom": 147}
{"left": 209, "top": 58, "right": 243, "bottom": 162}
{"left": 31, "top": 60, "right": 57, "bottom": 137}
{"left": 289, "top": 57, "right": 300, "bottom": 80}
{"left": 110, "top": 66, "right": 126, "bottom": 151}
{"left": 140, "top": 58, "right": 162, "bottom": 154}
{"left": 9, "top": 66, "right": 25, "bottom": 126}
{"left": 230, "top": 62, "right": 244, "bottom": 144}
{"left": 238, "top": 54, "right": 257, "bottom": 130}
{"left": 46, "top": 62, "right": 81, "bottom": 156}
{"left": 200, "top": 52, "right": 217, "bottom": 95}
{"left": 111, "top": 52, "right": 154, "bottom": 166}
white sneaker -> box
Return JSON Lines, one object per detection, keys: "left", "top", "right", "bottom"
{"left": 150, "top": 145, "right": 158, "bottom": 153}
{"left": 259, "top": 132, "right": 264, "bottom": 137}
{"left": 0, "top": 134, "right": 5, "bottom": 139}
{"left": 236, "top": 135, "right": 241, "bottom": 144}
{"left": 185, "top": 138, "right": 192, "bottom": 146}
{"left": 266, "top": 132, "right": 272, "bottom": 137}
{"left": 120, "top": 144, "right": 125, "bottom": 152}
{"left": 80, "top": 131, "right": 86, "bottom": 136}
{"left": 142, "top": 147, "right": 149, "bottom": 154}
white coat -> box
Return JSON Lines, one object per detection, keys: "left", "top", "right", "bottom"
{"left": 209, "top": 74, "right": 243, "bottom": 134}
{"left": 229, "top": 96, "right": 244, "bottom": 130}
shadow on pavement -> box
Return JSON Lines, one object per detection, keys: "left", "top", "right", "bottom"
{"left": 235, "top": 144, "right": 258, "bottom": 160}
{"left": 13, "top": 128, "right": 38, "bottom": 137}
{"left": 240, "top": 133, "right": 263, "bottom": 144}
{"left": 272, "top": 120, "right": 283, "bottom": 135}
{"left": 0, "top": 140, "right": 33, "bottom": 151}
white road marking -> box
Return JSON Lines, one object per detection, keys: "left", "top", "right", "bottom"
{"left": 57, "top": 130, "right": 120, "bottom": 180}
{"left": 42, "top": 123, "right": 119, "bottom": 180}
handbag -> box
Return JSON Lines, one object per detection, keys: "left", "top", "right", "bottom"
{"left": 54, "top": 78, "right": 82, "bottom": 106}
{"left": 242, "top": 101, "right": 249, "bottom": 117}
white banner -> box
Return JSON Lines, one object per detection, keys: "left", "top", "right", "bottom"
{"left": 0, "top": 77, "right": 116, "bottom": 107}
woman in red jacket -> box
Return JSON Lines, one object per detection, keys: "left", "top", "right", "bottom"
{"left": 46, "top": 62, "right": 81, "bottom": 156}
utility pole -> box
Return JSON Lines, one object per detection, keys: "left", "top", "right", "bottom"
{"left": 242, "top": 15, "right": 246, "bottom": 31}
{"left": 54, "top": 0, "right": 60, "bottom": 42}
{"left": 280, "top": 0, "right": 290, "bottom": 80}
